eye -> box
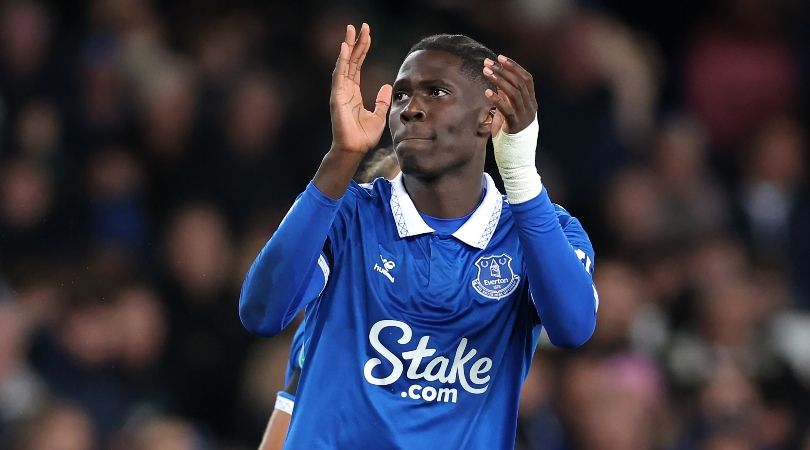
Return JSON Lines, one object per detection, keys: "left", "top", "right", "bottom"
{"left": 429, "top": 88, "right": 448, "bottom": 97}
{"left": 394, "top": 92, "right": 410, "bottom": 101}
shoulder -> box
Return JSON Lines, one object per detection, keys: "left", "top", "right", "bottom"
{"left": 551, "top": 202, "right": 590, "bottom": 240}
{"left": 552, "top": 203, "right": 576, "bottom": 228}
{"left": 499, "top": 193, "right": 577, "bottom": 228}
{"left": 553, "top": 203, "right": 594, "bottom": 257}
{"left": 330, "top": 178, "right": 392, "bottom": 223}
{"left": 345, "top": 177, "right": 391, "bottom": 202}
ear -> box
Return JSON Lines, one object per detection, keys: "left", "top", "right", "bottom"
{"left": 477, "top": 107, "right": 496, "bottom": 137}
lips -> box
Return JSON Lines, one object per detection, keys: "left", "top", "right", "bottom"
{"left": 394, "top": 135, "right": 434, "bottom": 145}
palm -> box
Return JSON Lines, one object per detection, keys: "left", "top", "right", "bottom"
{"left": 332, "top": 78, "right": 387, "bottom": 153}
{"left": 330, "top": 24, "right": 392, "bottom": 154}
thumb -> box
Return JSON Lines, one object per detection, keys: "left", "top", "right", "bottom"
{"left": 373, "top": 84, "right": 392, "bottom": 120}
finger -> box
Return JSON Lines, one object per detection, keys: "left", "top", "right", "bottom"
{"left": 373, "top": 84, "right": 393, "bottom": 120}
{"left": 484, "top": 58, "right": 531, "bottom": 115}
{"left": 355, "top": 23, "right": 372, "bottom": 85}
{"left": 484, "top": 88, "right": 517, "bottom": 128}
{"left": 482, "top": 65, "right": 526, "bottom": 118}
{"left": 348, "top": 23, "right": 371, "bottom": 83}
{"left": 343, "top": 23, "right": 357, "bottom": 80}
{"left": 344, "top": 24, "right": 356, "bottom": 48}
{"left": 349, "top": 24, "right": 368, "bottom": 80}
{"left": 331, "top": 41, "right": 350, "bottom": 94}
{"left": 341, "top": 25, "right": 356, "bottom": 80}
{"left": 332, "top": 24, "right": 356, "bottom": 96}
{"left": 488, "top": 57, "right": 532, "bottom": 110}
{"left": 497, "top": 55, "right": 537, "bottom": 109}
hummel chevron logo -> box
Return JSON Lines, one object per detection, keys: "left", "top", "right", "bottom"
{"left": 373, "top": 255, "right": 395, "bottom": 283}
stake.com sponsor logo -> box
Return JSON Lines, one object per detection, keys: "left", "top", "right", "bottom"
{"left": 363, "top": 320, "right": 493, "bottom": 403}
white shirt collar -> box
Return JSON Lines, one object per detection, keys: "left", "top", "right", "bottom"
{"left": 389, "top": 172, "right": 503, "bottom": 249}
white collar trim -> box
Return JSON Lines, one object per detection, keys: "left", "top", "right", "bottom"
{"left": 389, "top": 173, "right": 503, "bottom": 249}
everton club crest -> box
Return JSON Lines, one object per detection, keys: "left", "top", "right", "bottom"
{"left": 472, "top": 253, "right": 520, "bottom": 300}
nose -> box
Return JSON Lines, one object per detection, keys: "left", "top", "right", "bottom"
{"left": 400, "top": 96, "right": 426, "bottom": 123}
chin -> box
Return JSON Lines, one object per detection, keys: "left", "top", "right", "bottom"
{"left": 398, "top": 160, "right": 442, "bottom": 180}
{"left": 394, "top": 144, "right": 424, "bottom": 166}
{"left": 397, "top": 156, "right": 428, "bottom": 177}
{"left": 395, "top": 143, "right": 451, "bottom": 179}
{"left": 396, "top": 155, "right": 422, "bottom": 175}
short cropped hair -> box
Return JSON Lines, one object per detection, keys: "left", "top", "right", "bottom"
{"left": 407, "top": 34, "right": 497, "bottom": 89}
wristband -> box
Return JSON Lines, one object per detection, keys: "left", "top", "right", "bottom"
{"left": 492, "top": 115, "right": 543, "bottom": 204}
{"left": 275, "top": 391, "right": 295, "bottom": 414}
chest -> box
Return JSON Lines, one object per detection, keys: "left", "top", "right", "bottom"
{"left": 338, "top": 223, "right": 526, "bottom": 322}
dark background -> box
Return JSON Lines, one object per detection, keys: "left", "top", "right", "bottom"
{"left": 0, "top": 0, "right": 809, "bottom": 449}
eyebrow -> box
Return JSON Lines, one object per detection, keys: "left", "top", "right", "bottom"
{"left": 392, "top": 79, "right": 456, "bottom": 89}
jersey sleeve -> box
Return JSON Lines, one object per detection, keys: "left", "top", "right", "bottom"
{"left": 556, "top": 207, "right": 596, "bottom": 276}
{"left": 238, "top": 181, "right": 350, "bottom": 336}
{"left": 509, "top": 188, "right": 597, "bottom": 348}
{"left": 556, "top": 208, "right": 599, "bottom": 312}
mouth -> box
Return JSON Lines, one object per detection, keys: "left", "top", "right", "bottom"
{"left": 395, "top": 137, "right": 434, "bottom": 145}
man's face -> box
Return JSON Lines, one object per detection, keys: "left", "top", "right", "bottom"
{"left": 389, "top": 50, "right": 490, "bottom": 178}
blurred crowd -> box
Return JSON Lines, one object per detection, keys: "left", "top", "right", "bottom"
{"left": 0, "top": 0, "right": 808, "bottom": 449}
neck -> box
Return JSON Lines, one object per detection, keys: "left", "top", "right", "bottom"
{"left": 402, "top": 168, "right": 485, "bottom": 219}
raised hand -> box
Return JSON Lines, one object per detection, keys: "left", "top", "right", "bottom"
{"left": 330, "top": 23, "right": 393, "bottom": 154}
{"left": 482, "top": 55, "right": 538, "bottom": 136}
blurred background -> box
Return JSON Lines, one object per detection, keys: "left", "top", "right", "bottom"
{"left": 0, "top": 0, "right": 808, "bottom": 449}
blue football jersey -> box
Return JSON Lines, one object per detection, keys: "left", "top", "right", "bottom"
{"left": 279, "top": 173, "right": 595, "bottom": 449}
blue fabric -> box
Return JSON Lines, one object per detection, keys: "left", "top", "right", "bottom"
{"left": 239, "top": 182, "right": 340, "bottom": 336}
{"left": 239, "top": 177, "right": 597, "bottom": 449}
{"left": 419, "top": 212, "right": 470, "bottom": 235}
{"left": 510, "top": 189, "right": 597, "bottom": 347}
{"left": 277, "top": 390, "right": 296, "bottom": 403}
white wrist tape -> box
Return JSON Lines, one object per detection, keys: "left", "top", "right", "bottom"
{"left": 275, "top": 393, "right": 295, "bottom": 415}
{"left": 492, "top": 115, "right": 542, "bottom": 204}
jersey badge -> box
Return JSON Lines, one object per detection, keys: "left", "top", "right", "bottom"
{"left": 472, "top": 253, "right": 520, "bottom": 299}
